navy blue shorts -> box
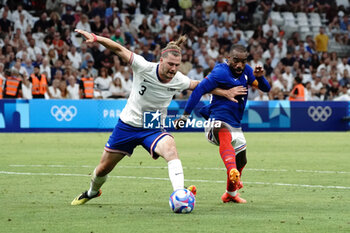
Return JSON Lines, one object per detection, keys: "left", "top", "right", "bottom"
{"left": 104, "top": 119, "right": 172, "bottom": 159}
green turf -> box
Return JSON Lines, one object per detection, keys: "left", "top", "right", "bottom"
{"left": 0, "top": 132, "right": 349, "bottom": 233}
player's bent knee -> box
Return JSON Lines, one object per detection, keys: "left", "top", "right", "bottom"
{"left": 159, "top": 143, "right": 179, "bottom": 161}
{"left": 155, "top": 136, "right": 179, "bottom": 162}
{"left": 162, "top": 148, "right": 178, "bottom": 161}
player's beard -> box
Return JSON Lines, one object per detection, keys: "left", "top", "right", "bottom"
{"left": 164, "top": 65, "right": 176, "bottom": 79}
{"left": 166, "top": 71, "right": 175, "bottom": 79}
{"left": 160, "top": 67, "right": 175, "bottom": 82}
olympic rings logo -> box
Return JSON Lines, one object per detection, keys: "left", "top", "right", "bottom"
{"left": 307, "top": 106, "right": 332, "bottom": 122}
{"left": 51, "top": 105, "right": 77, "bottom": 122}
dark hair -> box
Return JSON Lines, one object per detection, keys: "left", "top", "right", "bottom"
{"left": 4, "top": 69, "right": 11, "bottom": 76}
{"left": 295, "top": 76, "right": 302, "bottom": 84}
{"left": 230, "top": 44, "right": 247, "bottom": 54}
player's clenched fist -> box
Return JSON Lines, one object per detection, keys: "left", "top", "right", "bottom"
{"left": 253, "top": 65, "right": 264, "bottom": 77}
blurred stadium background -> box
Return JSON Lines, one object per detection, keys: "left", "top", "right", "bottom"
{"left": 0, "top": 0, "right": 349, "bottom": 132}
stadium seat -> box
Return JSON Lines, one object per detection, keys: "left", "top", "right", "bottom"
{"left": 329, "top": 40, "right": 339, "bottom": 47}
{"left": 324, "top": 26, "right": 331, "bottom": 34}
{"left": 299, "top": 24, "right": 311, "bottom": 40}
{"left": 297, "top": 18, "right": 308, "bottom": 27}
{"left": 310, "top": 20, "right": 322, "bottom": 27}
{"left": 281, "top": 12, "right": 298, "bottom": 36}
{"left": 270, "top": 11, "right": 284, "bottom": 26}
{"left": 296, "top": 12, "right": 308, "bottom": 27}
{"left": 281, "top": 12, "right": 295, "bottom": 23}
{"left": 296, "top": 12, "right": 308, "bottom": 20}
{"left": 309, "top": 13, "right": 322, "bottom": 27}
{"left": 336, "top": 0, "right": 350, "bottom": 8}
{"left": 309, "top": 12, "right": 321, "bottom": 21}
{"left": 312, "top": 26, "right": 320, "bottom": 33}
{"left": 320, "top": 13, "right": 328, "bottom": 24}
{"left": 299, "top": 26, "right": 310, "bottom": 32}
{"left": 281, "top": 12, "right": 299, "bottom": 34}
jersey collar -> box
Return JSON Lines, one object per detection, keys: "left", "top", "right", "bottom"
{"left": 156, "top": 64, "right": 162, "bottom": 82}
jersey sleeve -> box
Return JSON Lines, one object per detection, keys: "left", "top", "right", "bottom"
{"left": 245, "top": 65, "right": 256, "bottom": 86}
{"left": 130, "top": 53, "right": 151, "bottom": 74}
{"left": 183, "top": 67, "right": 220, "bottom": 114}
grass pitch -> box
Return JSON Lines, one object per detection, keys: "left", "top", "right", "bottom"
{"left": 0, "top": 132, "right": 349, "bottom": 233}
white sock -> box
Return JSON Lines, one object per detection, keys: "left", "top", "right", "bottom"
{"left": 87, "top": 168, "right": 107, "bottom": 197}
{"left": 168, "top": 159, "right": 184, "bottom": 191}
{"left": 227, "top": 190, "right": 237, "bottom": 197}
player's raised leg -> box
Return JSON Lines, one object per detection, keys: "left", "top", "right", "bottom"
{"left": 71, "top": 151, "right": 125, "bottom": 205}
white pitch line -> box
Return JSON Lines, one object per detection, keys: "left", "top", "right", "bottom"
{"left": 8, "top": 164, "right": 350, "bottom": 174}
{"left": 295, "top": 169, "right": 350, "bottom": 174}
{"left": 0, "top": 171, "right": 350, "bottom": 190}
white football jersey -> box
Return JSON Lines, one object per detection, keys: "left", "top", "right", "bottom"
{"left": 119, "top": 53, "right": 191, "bottom": 127}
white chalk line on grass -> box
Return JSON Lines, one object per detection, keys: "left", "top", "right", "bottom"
{"left": 0, "top": 170, "right": 350, "bottom": 190}
{"left": 8, "top": 164, "right": 350, "bottom": 175}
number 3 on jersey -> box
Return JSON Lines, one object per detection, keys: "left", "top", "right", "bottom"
{"left": 139, "top": 85, "right": 147, "bottom": 95}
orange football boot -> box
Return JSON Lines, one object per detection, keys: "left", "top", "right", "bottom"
{"left": 187, "top": 185, "right": 197, "bottom": 197}
{"left": 221, "top": 192, "right": 247, "bottom": 203}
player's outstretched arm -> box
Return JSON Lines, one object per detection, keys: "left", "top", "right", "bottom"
{"left": 174, "top": 79, "right": 214, "bottom": 130}
{"left": 75, "top": 29, "right": 132, "bottom": 64}
{"left": 188, "top": 80, "right": 247, "bottom": 103}
{"left": 211, "top": 86, "right": 247, "bottom": 103}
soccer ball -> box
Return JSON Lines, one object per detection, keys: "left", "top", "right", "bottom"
{"left": 169, "top": 189, "right": 195, "bottom": 214}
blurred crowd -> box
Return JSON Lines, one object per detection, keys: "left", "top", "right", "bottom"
{"left": 0, "top": 0, "right": 350, "bottom": 101}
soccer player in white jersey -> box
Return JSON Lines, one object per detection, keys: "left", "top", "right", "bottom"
{"left": 71, "top": 29, "right": 247, "bottom": 206}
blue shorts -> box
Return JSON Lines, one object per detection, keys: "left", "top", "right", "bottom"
{"left": 104, "top": 119, "right": 172, "bottom": 159}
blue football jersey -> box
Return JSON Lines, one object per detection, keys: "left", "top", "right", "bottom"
{"left": 185, "top": 62, "right": 257, "bottom": 128}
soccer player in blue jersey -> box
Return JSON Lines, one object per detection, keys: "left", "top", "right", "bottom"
{"left": 176, "top": 44, "right": 271, "bottom": 203}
